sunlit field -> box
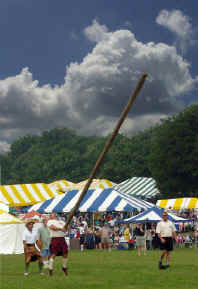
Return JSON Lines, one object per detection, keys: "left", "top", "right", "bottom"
{"left": 0, "top": 248, "right": 197, "bottom": 289}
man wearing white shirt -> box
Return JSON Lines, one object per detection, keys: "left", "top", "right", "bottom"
{"left": 156, "top": 212, "right": 177, "bottom": 269}
{"left": 22, "top": 221, "right": 43, "bottom": 276}
{"left": 47, "top": 213, "right": 68, "bottom": 276}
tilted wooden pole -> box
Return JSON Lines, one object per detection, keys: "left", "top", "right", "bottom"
{"left": 64, "top": 72, "right": 148, "bottom": 230}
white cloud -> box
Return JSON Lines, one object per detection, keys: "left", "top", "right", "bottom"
{"left": 156, "top": 9, "right": 193, "bottom": 53}
{"left": 84, "top": 19, "right": 109, "bottom": 43}
{"left": 0, "top": 20, "right": 197, "bottom": 153}
{"left": 0, "top": 141, "right": 11, "bottom": 154}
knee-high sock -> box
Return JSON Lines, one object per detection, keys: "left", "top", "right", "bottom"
{"left": 62, "top": 258, "right": 68, "bottom": 268}
{"left": 49, "top": 258, "right": 54, "bottom": 270}
{"left": 38, "top": 261, "right": 43, "bottom": 273}
{"left": 25, "top": 263, "right": 30, "bottom": 272}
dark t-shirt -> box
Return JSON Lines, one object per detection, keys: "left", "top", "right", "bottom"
{"left": 134, "top": 227, "right": 145, "bottom": 236}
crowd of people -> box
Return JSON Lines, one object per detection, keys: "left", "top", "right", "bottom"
{"left": 21, "top": 211, "right": 198, "bottom": 275}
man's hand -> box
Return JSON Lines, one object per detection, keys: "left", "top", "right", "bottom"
{"left": 160, "top": 238, "right": 166, "bottom": 244}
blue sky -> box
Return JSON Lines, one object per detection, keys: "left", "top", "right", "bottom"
{"left": 0, "top": 0, "right": 197, "bottom": 152}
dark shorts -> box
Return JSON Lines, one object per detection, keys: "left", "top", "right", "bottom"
{"left": 50, "top": 237, "right": 68, "bottom": 256}
{"left": 160, "top": 237, "right": 173, "bottom": 252}
{"left": 95, "top": 235, "right": 101, "bottom": 244}
{"left": 80, "top": 235, "right": 85, "bottom": 245}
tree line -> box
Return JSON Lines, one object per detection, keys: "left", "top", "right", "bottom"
{"left": 0, "top": 104, "right": 198, "bottom": 199}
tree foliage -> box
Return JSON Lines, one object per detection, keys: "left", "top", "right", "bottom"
{"left": 0, "top": 127, "right": 153, "bottom": 185}
{"left": 148, "top": 104, "right": 198, "bottom": 197}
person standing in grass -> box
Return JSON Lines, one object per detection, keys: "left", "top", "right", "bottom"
{"left": 22, "top": 221, "right": 43, "bottom": 276}
{"left": 156, "top": 212, "right": 177, "bottom": 269}
{"left": 47, "top": 213, "right": 69, "bottom": 276}
{"left": 101, "top": 223, "right": 112, "bottom": 251}
{"left": 134, "top": 224, "right": 146, "bottom": 256}
{"left": 37, "top": 218, "right": 51, "bottom": 269}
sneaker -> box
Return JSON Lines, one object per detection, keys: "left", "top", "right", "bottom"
{"left": 24, "top": 272, "right": 29, "bottom": 276}
{"left": 62, "top": 267, "right": 68, "bottom": 276}
{"left": 49, "top": 269, "right": 53, "bottom": 276}
{"left": 165, "top": 264, "right": 170, "bottom": 268}
{"left": 40, "top": 272, "right": 45, "bottom": 275}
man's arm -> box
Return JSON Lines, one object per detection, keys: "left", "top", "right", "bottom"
{"left": 23, "top": 240, "right": 27, "bottom": 253}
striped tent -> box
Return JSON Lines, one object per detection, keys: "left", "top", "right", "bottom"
{"left": 65, "top": 179, "right": 115, "bottom": 191}
{"left": 48, "top": 179, "right": 74, "bottom": 193}
{"left": 0, "top": 183, "right": 63, "bottom": 206}
{"left": 114, "top": 177, "right": 159, "bottom": 199}
{"left": 0, "top": 209, "right": 23, "bottom": 224}
{"left": 0, "top": 201, "right": 9, "bottom": 212}
{"left": 156, "top": 198, "right": 198, "bottom": 210}
{"left": 118, "top": 206, "right": 190, "bottom": 223}
{"left": 26, "top": 188, "right": 154, "bottom": 213}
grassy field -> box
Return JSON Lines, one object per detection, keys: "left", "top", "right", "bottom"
{"left": 0, "top": 248, "right": 197, "bottom": 289}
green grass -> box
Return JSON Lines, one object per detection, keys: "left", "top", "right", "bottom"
{"left": 0, "top": 248, "right": 198, "bottom": 289}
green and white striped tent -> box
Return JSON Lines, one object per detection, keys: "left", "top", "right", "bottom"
{"left": 114, "top": 177, "right": 159, "bottom": 200}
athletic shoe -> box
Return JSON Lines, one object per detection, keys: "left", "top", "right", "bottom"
{"left": 40, "top": 272, "right": 45, "bottom": 275}
{"left": 62, "top": 267, "right": 68, "bottom": 276}
{"left": 158, "top": 261, "right": 162, "bottom": 269}
{"left": 24, "top": 272, "right": 29, "bottom": 276}
{"left": 49, "top": 269, "right": 53, "bottom": 276}
{"left": 158, "top": 261, "right": 167, "bottom": 270}
{"left": 165, "top": 264, "right": 170, "bottom": 268}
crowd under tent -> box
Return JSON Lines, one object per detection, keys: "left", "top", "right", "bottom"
{"left": 25, "top": 188, "right": 154, "bottom": 213}
{"left": 118, "top": 206, "right": 191, "bottom": 224}
{"left": 114, "top": 177, "right": 159, "bottom": 200}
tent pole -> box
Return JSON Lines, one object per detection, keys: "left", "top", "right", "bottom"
{"left": 64, "top": 73, "right": 148, "bottom": 230}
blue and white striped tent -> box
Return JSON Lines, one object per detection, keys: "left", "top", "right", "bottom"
{"left": 118, "top": 206, "right": 190, "bottom": 223}
{"left": 25, "top": 188, "right": 154, "bottom": 213}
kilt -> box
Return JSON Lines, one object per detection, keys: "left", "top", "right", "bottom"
{"left": 80, "top": 235, "right": 85, "bottom": 245}
{"left": 160, "top": 237, "right": 173, "bottom": 251}
{"left": 25, "top": 244, "right": 41, "bottom": 263}
{"left": 50, "top": 237, "right": 68, "bottom": 256}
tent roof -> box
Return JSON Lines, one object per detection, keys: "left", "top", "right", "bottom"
{"left": 48, "top": 179, "right": 74, "bottom": 192}
{"left": 26, "top": 188, "right": 154, "bottom": 213}
{"left": 0, "top": 209, "right": 23, "bottom": 224}
{"left": 119, "top": 206, "right": 190, "bottom": 223}
{"left": 0, "top": 201, "right": 9, "bottom": 213}
{"left": 63, "top": 179, "right": 115, "bottom": 191}
{"left": 156, "top": 198, "right": 198, "bottom": 210}
{"left": 0, "top": 183, "right": 63, "bottom": 206}
{"left": 114, "top": 177, "right": 159, "bottom": 199}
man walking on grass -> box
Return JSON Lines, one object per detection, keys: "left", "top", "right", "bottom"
{"left": 37, "top": 218, "right": 51, "bottom": 269}
{"left": 47, "top": 213, "right": 69, "bottom": 276}
{"left": 156, "top": 211, "right": 177, "bottom": 269}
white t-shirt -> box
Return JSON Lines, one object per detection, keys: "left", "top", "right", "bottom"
{"left": 22, "top": 228, "right": 38, "bottom": 244}
{"left": 79, "top": 226, "right": 85, "bottom": 235}
{"left": 156, "top": 220, "right": 176, "bottom": 237}
{"left": 82, "top": 221, "right": 88, "bottom": 232}
{"left": 47, "top": 219, "right": 65, "bottom": 238}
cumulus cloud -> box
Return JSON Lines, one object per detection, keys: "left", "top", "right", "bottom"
{"left": 0, "top": 141, "right": 11, "bottom": 154}
{"left": 0, "top": 19, "right": 197, "bottom": 153}
{"left": 84, "top": 19, "right": 109, "bottom": 42}
{"left": 156, "top": 9, "right": 193, "bottom": 53}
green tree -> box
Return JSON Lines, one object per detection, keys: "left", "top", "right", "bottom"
{"left": 148, "top": 104, "right": 198, "bottom": 198}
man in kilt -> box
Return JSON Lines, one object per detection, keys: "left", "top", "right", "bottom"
{"left": 47, "top": 213, "right": 68, "bottom": 276}
{"left": 23, "top": 221, "right": 43, "bottom": 276}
